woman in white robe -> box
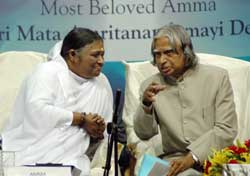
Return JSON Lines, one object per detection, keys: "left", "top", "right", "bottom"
{"left": 2, "top": 28, "right": 113, "bottom": 176}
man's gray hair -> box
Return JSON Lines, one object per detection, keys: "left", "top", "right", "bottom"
{"left": 151, "top": 24, "right": 198, "bottom": 69}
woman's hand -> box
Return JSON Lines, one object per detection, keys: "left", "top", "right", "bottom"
{"left": 81, "top": 113, "right": 106, "bottom": 139}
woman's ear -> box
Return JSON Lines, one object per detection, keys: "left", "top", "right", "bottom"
{"left": 68, "top": 49, "right": 76, "bottom": 57}
{"left": 68, "top": 49, "right": 78, "bottom": 63}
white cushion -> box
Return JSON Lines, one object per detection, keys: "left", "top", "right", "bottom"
{"left": 198, "top": 53, "right": 250, "bottom": 141}
{"left": 0, "top": 51, "right": 47, "bottom": 132}
{"left": 122, "top": 53, "right": 250, "bottom": 161}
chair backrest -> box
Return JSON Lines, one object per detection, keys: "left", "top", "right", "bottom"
{"left": 196, "top": 53, "right": 250, "bottom": 141}
{"left": 122, "top": 53, "right": 250, "bottom": 151}
{"left": 0, "top": 51, "right": 47, "bottom": 132}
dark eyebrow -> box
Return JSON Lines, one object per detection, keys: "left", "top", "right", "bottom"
{"left": 165, "top": 48, "right": 176, "bottom": 54}
{"left": 91, "top": 50, "right": 105, "bottom": 57}
{"left": 91, "top": 50, "right": 104, "bottom": 54}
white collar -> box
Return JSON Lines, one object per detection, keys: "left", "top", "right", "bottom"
{"left": 68, "top": 70, "right": 89, "bottom": 84}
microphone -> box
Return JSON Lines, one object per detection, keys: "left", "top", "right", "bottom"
{"left": 107, "top": 89, "right": 121, "bottom": 134}
{"left": 113, "top": 89, "right": 121, "bottom": 125}
{"left": 103, "top": 89, "right": 122, "bottom": 176}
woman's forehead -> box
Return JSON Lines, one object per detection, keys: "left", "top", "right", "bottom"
{"left": 78, "top": 40, "right": 104, "bottom": 53}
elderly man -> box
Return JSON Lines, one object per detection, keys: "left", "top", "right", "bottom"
{"left": 134, "top": 24, "right": 237, "bottom": 176}
{"left": 2, "top": 27, "right": 113, "bottom": 176}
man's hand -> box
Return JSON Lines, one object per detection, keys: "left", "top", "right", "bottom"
{"left": 142, "top": 82, "right": 166, "bottom": 113}
{"left": 143, "top": 82, "right": 166, "bottom": 105}
{"left": 166, "top": 153, "right": 195, "bottom": 176}
{"left": 82, "top": 113, "right": 105, "bottom": 140}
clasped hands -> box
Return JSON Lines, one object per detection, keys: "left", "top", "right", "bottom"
{"left": 81, "top": 113, "right": 106, "bottom": 140}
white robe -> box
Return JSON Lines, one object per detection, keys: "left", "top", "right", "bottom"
{"left": 2, "top": 54, "right": 113, "bottom": 175}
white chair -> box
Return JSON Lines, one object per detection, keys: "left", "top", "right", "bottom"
{"left": 0, "top": 51, "right": 47, "bottom": 132}
{"left": 122, "top": 53, "right": 250, "bottom": 174}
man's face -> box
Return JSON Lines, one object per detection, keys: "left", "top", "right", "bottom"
{"left": 153, "top": 37, "right": 185, "bottom": 78}
{"left": 70, "top": 40, "right": 104, "bottom": 79}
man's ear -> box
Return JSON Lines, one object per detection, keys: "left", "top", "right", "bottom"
{"left": 151, "top": 59, "right": 156, "bottom": 66}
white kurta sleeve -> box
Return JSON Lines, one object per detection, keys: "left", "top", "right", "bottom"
{"left": 24, "top": 66, "right": 73, "bottom": 132}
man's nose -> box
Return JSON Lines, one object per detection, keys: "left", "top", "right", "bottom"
{"left": 158, "top": 54, "right": 168, "bottom": 64}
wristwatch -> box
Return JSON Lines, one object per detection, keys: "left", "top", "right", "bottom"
{"left": 142, "top": 99, "right": 153, "bottom": 108}
{"left": 190, "top": 151, "right": 199, "bottom": 164}
{"left": 80, "top": 112, "right": 86, "bottom": 126}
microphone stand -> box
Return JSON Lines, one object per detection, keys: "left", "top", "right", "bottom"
{"left": 103, "top": 89, "right": 121, "bottom": 176}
